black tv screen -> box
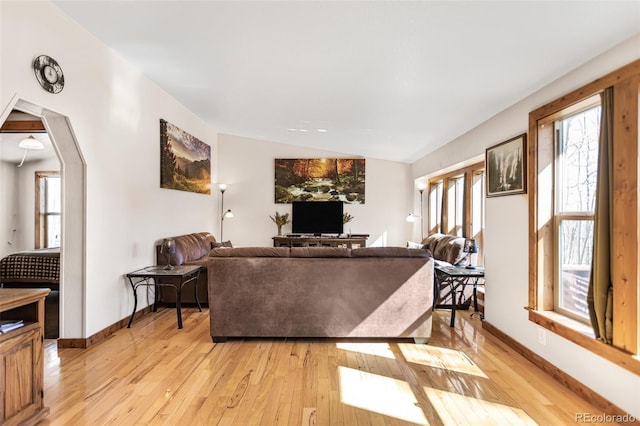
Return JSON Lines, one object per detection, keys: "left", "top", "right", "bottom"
{"left": 292, "top": 201, "right": 343, "bottom": 235}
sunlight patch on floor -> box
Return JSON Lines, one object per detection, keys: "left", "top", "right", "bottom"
{"left": 338, "top": 366, "right": 428, "bottom": 425}
{"left": 399, "top": 344, "right": 487, "bottom": 378}
{"left": 424, "top": 386, "right": 538, "bottom": 426}
{"left": 335, "top": 342, "right": 396, "bottom": 359}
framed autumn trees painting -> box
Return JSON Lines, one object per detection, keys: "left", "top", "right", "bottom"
{"left": 160, "top": 119, "right": 211, "bottom": 194}
{"left": 275, "top": 158, "right": 365, "bottom": 203}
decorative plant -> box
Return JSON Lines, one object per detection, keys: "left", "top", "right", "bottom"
{"left": 270, "top": 211, "right": 290, "bottom": 235}
{"left": 342, "top": 212, "right": 354, "bottom": 225}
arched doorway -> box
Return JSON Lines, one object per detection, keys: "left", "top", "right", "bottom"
{"left": 0, "top": 97, "right": 86, "bottom": 339}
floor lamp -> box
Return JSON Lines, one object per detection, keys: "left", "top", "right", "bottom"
{"left": 406, "top": 184, "right": 426, "bottom": 241}
{"left": 405, "top": 213, "right": 424, "bottom": 241}
{"left": 219, "top": 184, "right": 234, "bottom": 241}
{"left": 417, "top": 183, "right": 426, "bottom": 240}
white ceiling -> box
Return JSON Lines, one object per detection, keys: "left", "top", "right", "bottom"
{"left": 52, "top": 1, "right": 639, "bottom": 163}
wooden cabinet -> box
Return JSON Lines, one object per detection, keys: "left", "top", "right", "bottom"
{"left": 0, "top": 288, "right": 50, "bottom": 426}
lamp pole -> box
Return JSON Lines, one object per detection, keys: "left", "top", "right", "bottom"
{"left": 417, "top": 182, "right": 426, "bottom": 241}
{"left": 219, "top": 183, "right": 227, "bottom": 240}
{"left": 419, "top": 188, "right": 424, "bottom": 240}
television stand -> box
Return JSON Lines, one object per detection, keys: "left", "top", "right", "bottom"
{"left": 273, "top": 235, "right": 368, "bottom": 249}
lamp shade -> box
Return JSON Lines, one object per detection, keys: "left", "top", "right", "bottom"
{"left": 18, "top": 135, "right": 44, "bottom": 150}
{"left": 160, "top": 238, "right": 176, "bottom": 270}
{"left": 223, "top": 209, "right": 234, "bottom": 219}
{"left": 463, "top": 238, "right": 478, "bottom": 254}
{"left": 406, "top": 213, "right": 420, "bottom": 223}
{"left": 160, "top": 238, "right": 176, "bottom": 254}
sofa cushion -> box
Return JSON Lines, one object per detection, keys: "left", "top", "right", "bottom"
{"left": 290, "top": 247, "right": 352, "bottom": 257}
{"left": 421, "top": 233, "right": 444, "bottom": 254}
{"left": 351, "top": 247, "right": 431, "bottom": 258}
{"left": 208, "top": 247, "right": 291, "bottom": 257}
{"left": 421, "top": 233, "right": 466, "bottom": 265}
{"left": 197, "top": 232, "right": 217, "bottom": 252}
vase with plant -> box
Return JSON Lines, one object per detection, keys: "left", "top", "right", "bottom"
{"left": 342, "top": 212, "right": 354, "bottom": 236}
{"left": 342, "top": 212, "right": 354, "bottom": 225}
{"left": 270, "top": 211, "right": 290, "bottom": 236}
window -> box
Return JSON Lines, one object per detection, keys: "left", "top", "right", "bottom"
{"left": 428, "top": 181, "right": 443, "bottom": 235}
{"left": 554, "top": 103, "right": 600, "bottom": 322}
{"left": 471, "top": 170, "right": 485, "bottom": 244}
{"left": 529, "top": 60, "right": 639, "bottom": 366}
{"left": 35, "top": 171, "right": 61, "bottom": 248}
{"left": 426, "top": 162, "right": 485, "bottom": 263}
{"left": 446, "top": 175, "right": 464, "bottom": 237}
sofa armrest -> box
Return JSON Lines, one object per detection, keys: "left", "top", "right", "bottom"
{"left": 157, "top": 232, "right": 216, "bottom": 266}
{"left": 421, "top": 233, "right": 465, "bottom": 264}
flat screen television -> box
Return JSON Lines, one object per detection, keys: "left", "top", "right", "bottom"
{"left": 292, "top": 201, "right": 343, "bottom": 235}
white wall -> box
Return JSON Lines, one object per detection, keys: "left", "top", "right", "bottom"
{"left": 0, "top": 162, "right": 18, "bottom": 258}
{"left": 412, "top": 35, "right": 640, "bottom": 418}
{"left": 218, "top": 134, "right": 412, "bottom": 248}
{"left": 1, "top": 1, "right": 218, "bottom": 337}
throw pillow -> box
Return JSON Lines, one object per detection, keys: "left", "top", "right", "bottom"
{"left": 406, "top": 240, "right": 425, "bottom": 249}
{"left": 211, "top": 240, "right": 233, "bottom": 249}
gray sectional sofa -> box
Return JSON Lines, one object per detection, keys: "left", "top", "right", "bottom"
{"left": 207, "top": 246, "right": 434, "bottom": 343}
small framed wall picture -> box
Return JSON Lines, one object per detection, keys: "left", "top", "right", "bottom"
{"left": 485, "top": 133, "right": 527, "bottom": 197}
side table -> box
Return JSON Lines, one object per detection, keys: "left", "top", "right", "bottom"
{"left": 126, "top": 265, "right": 202, "bottom": 329}
{"left": 434, "top": 264, "right": 485, "bottom": 327}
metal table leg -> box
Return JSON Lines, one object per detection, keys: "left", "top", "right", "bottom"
{"left": 176, "top": 285, "right": 183, "bottom": 329}
{"left": 193, "top": 275, "right": 202, "bottom": 312}
{"left": 449, "top": 279, "right": 457, "bottom": 327}
{"left": 470, "top": 278, "right": 485, "bottom": 319}
{"left": 127, "top": 276, "right": 138, "bottom": 328}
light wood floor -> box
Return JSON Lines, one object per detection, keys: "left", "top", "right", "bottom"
{"left": 39, "top": 307, "right": 619, "bottom": 425}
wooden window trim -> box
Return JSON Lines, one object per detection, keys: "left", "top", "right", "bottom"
{"left": 528, "top": 60, "right": 640, "bottom": 372}
{"left": 34, "top": 171, "right": 60, "bottom": 249}
{"left": 427, "top": 181, "right": 443, "bottom": 235}
{"left": 427, "top": 161, "right": 484, "bottom": 238}
{"left": 528, "top": 309, "right": 640, "bottom": 376}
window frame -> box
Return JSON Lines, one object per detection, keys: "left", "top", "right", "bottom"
{"left": 426, "top": 162, "right": 485, "bottom": 262}
{"left": 528, "top": 60, "right": 640, "bottom": 372}
{"left": 552, "top": 101, "right": 601, "bottom": 323}
{"left": 34, "top": 171, "right": 61, "bottom": 249}
{"left": 427, "top": 180, "right": 443, "bottom": 235}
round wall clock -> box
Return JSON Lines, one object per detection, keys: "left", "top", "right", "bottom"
{"left": 33, "top": 55, "right": 64, "bottom": 94}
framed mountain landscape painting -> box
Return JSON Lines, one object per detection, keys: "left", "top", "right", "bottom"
{"left": 160, "top": 119, "right": 211, "bottom": 194}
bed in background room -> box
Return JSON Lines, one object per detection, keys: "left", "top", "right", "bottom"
{"left": 0, "top": 247, "right": 60, "bottom": 338}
